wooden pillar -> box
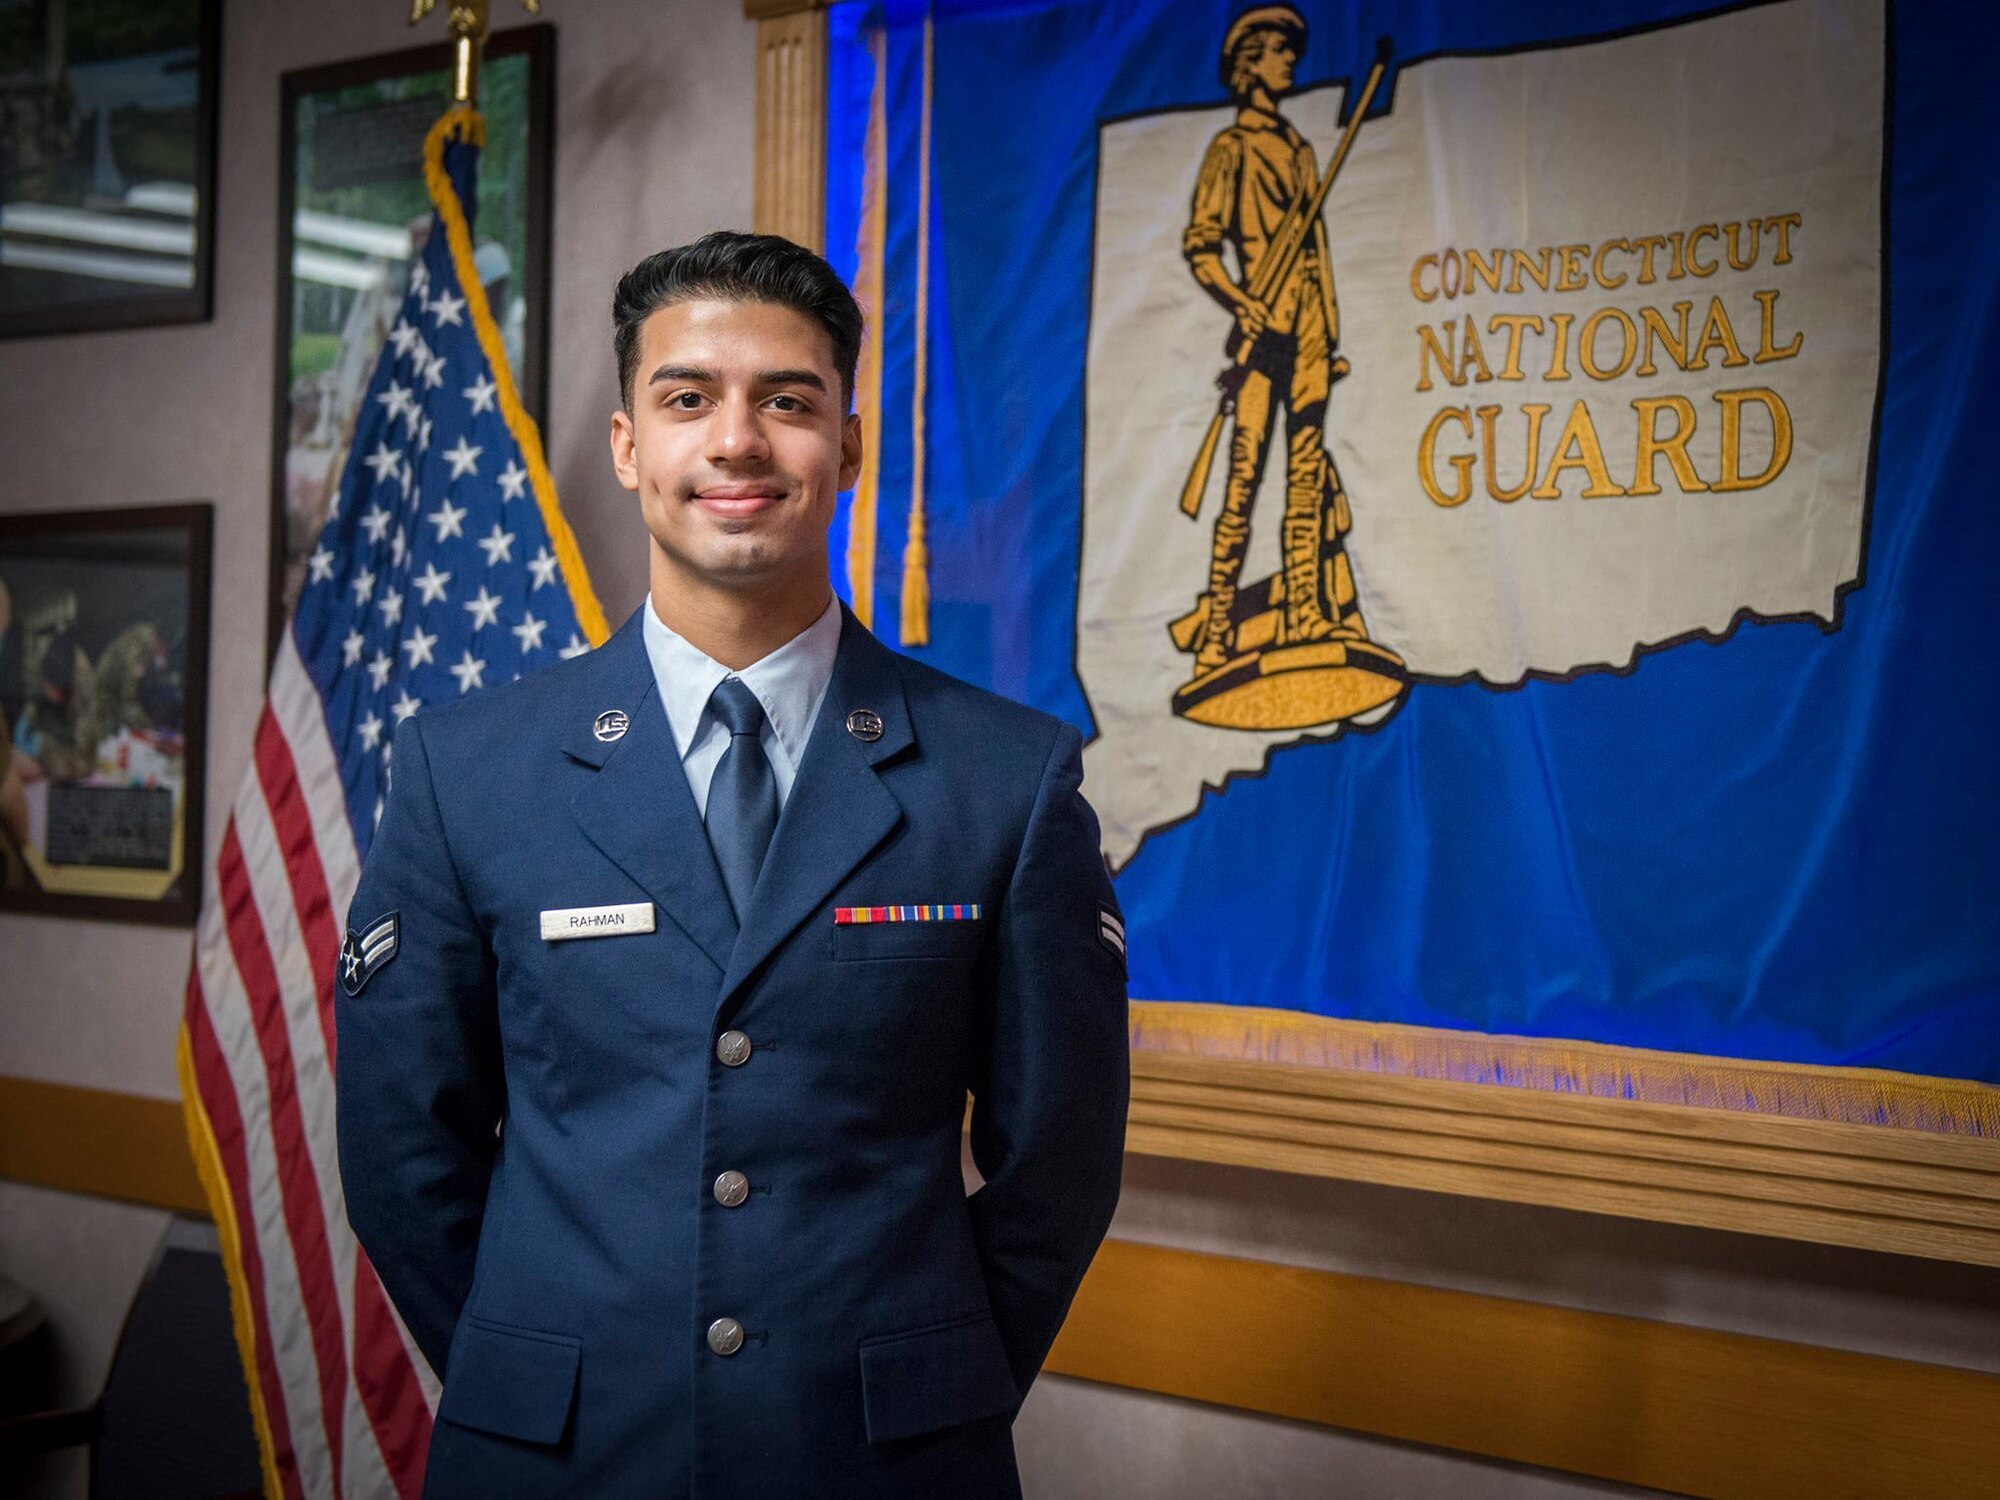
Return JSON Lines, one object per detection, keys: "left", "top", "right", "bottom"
{"left": 747, "top": 0, "right": 829, "bottom": 252}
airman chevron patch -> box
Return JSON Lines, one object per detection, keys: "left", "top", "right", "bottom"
{"left": 339, "top": 911, "right": 400, "bottom": 997}
{"left": 1099, "top": 906, "right": 1125, "bottom": 962}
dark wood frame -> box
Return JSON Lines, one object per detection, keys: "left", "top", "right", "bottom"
{"left": 265, "top": 22, "right": 555, "bottom": 664}
{"left": 0, "top": 0, "right": 223, "bottom": 340}
{"left": 0, "top": 502, "right": 213, "bottom": 927}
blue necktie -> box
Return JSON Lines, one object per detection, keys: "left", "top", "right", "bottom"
{"left": 704, "top": 678, "right": 778, "bottom": 922}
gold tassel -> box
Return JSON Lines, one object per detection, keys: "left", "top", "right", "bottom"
{"left": 899, "top": 11, "right": 935, "bottom": 647}
{"left": 900, "top": 505, "right": 930, "bottom": 645}
{"left": 846, "top": 28, "right": 888, "bottom": 628}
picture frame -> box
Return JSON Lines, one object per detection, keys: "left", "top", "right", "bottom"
{"left": 0, "top": 0, "right": 222, "bottom": 339}
{"left": 0, "top": 503, "right": 212, "bottom": 926}
{"left": 267, "top": 23, "right": 554, "bottom": 662}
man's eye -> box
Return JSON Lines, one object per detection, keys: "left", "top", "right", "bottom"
{"left": 668, "top": 391, "right": 704, "bottom": 410}
{"left": 768, "top": 394, "right": 805, "bottom": 413}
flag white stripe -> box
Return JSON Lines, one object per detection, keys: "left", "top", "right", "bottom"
{"left": 194, "top": 895, "right": 337, "bottom": 1498}
{"left": 270, "top": 632, "right": 363, "bottom": 921}
{"left": 233, "top": 770, "right": 398, "bottom": 1499}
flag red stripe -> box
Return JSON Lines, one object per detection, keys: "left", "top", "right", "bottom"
{"left": 255, "top": 708, "right": 434, "bottom": 1497}
{"left": 186, "top": 975, "right": 309, "bottom": 1500}
{"left": 217, "top": 824, "right": 349, "bottom": 1496}
{"left": 353, "top": 1252, "right": 434, "bottom": 1498}
{"left": 254, "top": 708, "right": 341, "bottom": 1059}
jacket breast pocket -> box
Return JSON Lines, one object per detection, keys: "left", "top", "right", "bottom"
{"left": 832, "top": 917, "right": 984, "bottom": 964}
{"left": 436, "top": 1314, "right": 581, "bottom": 1446}
{"left": 858, "top": 1310, "right": 1020, "bottom": 1444}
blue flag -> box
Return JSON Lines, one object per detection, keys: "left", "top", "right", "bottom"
{"left": 822, "top": 0, "right": 2000, "bottom": 1119}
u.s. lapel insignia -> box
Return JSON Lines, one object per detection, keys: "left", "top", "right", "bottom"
{"left": 594, "top": 708, "right": 630, "bottom": 743}
{"left": 846, "top": 708, "right": 884, "bottom": 742}
{"left": 340, "top": 912, "right": 401, "bottom": 997}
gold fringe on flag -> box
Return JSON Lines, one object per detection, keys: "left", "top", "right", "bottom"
{"left": 847, "top": 31, "right": 889, "bottom": 629}
{"left": 177, "top": 1029, "right": 286, "bottom": 1500}
{"left": 1127, "top": 1000, "right": 2000, "bottom": 1134}
{"left": 899, "top": 12, "right": 936, "bottom": 647}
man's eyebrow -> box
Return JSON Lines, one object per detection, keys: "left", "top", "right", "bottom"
{"left": 645, "top": 365, "right": 827, "bottom": 393}
{"left": 755, "top": 369, "right": 827, "bottom": 392}
{"left": 648, "top": 363, "right": 714, "bottom": 386}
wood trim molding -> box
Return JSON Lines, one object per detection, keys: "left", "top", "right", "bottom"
{"left": 0, "top": 1075, "right": 204, "bottom": 1215}
{"left": 1047, "top": 1237, "right": 2000, "bottom": 1499}
{"left": 1128, "top": 1051, "right": 2000, "bottom": 1268}
{"left": 752, "top": 4, "right": 828, "bottom": 251}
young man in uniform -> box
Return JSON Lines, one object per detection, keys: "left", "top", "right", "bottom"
{"left": 335, "top": 232, "right": 1130, "bottom": 1498}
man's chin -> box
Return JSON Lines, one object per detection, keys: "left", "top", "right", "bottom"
{"left": 667, "top": 541, "right": 803, "bottom": 593}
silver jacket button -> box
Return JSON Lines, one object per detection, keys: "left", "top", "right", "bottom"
{"left": 707, "top": 1317, "right": 745, "bottom": 1356}
{"left": 715, "top": 1030, "right": 752, "bottom": 1067}
{"left": 713, "top": 1170, "right": 750, "bottom": 1208}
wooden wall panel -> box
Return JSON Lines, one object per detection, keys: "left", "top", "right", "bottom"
{"left": 1048, "top": 1237, "right": 2000, "bottom": 1499}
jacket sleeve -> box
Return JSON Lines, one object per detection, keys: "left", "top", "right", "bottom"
{"left": 335, "top": 713, "right": 501, "bottom": 1377}
{"left": 966, "top": 720, "right": 1130, "bottom": 1397}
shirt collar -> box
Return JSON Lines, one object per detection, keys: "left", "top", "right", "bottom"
{"left": 641, "top": 592, "right": 842, "bottom": 767}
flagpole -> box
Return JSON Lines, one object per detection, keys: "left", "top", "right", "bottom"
{"left": 409, "top": 0, "right": 543, "bottom": 106}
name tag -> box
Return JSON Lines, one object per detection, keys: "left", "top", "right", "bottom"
{"left": 540, "top": 902, "right": 656, "bottom": 941}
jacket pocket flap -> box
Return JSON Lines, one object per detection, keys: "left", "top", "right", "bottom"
{"left": 437, "top": 1316, "right": 581, "bottom": 1445}
{"left": 858, "top": 1312, "right": 1020, "bottom": 1444}
{"left": 832, "top": 918, "right": 983, "bottom": 963}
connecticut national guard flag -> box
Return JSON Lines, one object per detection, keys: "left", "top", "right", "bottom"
{"left": 826, "top": 0, "right": 2000, "bottom": 1130}
{"left": 177, "top": 106, "right": 606, "bottom": 1500}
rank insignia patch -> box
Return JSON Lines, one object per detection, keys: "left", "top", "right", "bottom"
{"left": 1098, "top": 907, "right": 1125, "bottom": 963}
{"left": 340, "top": 912, "right": 400, "bottom": 997}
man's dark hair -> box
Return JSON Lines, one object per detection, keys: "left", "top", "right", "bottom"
{"left": 612, "top": 231, "right": 864, "bottom": 412}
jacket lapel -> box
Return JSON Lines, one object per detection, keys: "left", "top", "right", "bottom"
{"left": 717, "top": 607, "right": 912, "bottom": 1009}
{"left": 563, "top": 609, "right": 737, "bottom": 975}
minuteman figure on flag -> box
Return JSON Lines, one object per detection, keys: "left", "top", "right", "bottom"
{"left": 1172, "top": 8, "right": 1405, "bottom": 729}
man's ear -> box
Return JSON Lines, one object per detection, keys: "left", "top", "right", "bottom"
{"left": 609, "top": 406, "right": 640, "bottom": 493}
{"left": 838, "top": 409, "right": 863, "bottom": 492}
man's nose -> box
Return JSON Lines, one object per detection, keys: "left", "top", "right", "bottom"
{"left": 708, "top": 394, "right": 771, "bottom": 465}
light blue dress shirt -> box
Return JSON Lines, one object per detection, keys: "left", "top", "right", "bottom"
{"left": 640, "top": 593, "right": 841, "bottom": 816}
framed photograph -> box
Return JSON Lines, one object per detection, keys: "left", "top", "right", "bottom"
{"left": 268, "top": 23, "right": 553, "bottom": 660}
{"left": 0, "top": 504, "right": 212, "bottom": 925}
{"left": 0, "top": 0, "right": 222, "bottom": 338}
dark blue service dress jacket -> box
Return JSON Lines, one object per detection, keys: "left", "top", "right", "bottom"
{"left": 334, "top": 603, "right": 1130, "bottom": 1499}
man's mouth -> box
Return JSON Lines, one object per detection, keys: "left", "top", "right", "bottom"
{"left": 691, "top": 484, "right": 786, "bottom": 520}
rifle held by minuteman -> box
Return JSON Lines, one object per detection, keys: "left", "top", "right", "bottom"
{"left": 1179, "top": 40, "right": 1391, "bottom": 520}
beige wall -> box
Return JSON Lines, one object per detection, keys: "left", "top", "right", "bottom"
{"left": 3, "top": 4, "right": 1997, "bottom": 1499}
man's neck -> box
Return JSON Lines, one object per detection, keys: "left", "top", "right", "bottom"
{"left": 647, "top": 563, "right": 834, "bottom": 672}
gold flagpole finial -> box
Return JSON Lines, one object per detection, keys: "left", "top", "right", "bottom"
{"left": 409, "top": 0, "right": 540, "bottom": 106}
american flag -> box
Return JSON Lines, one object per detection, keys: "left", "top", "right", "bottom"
{"left": 177, "top": 107, "right": 605, "bottom": 1500}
